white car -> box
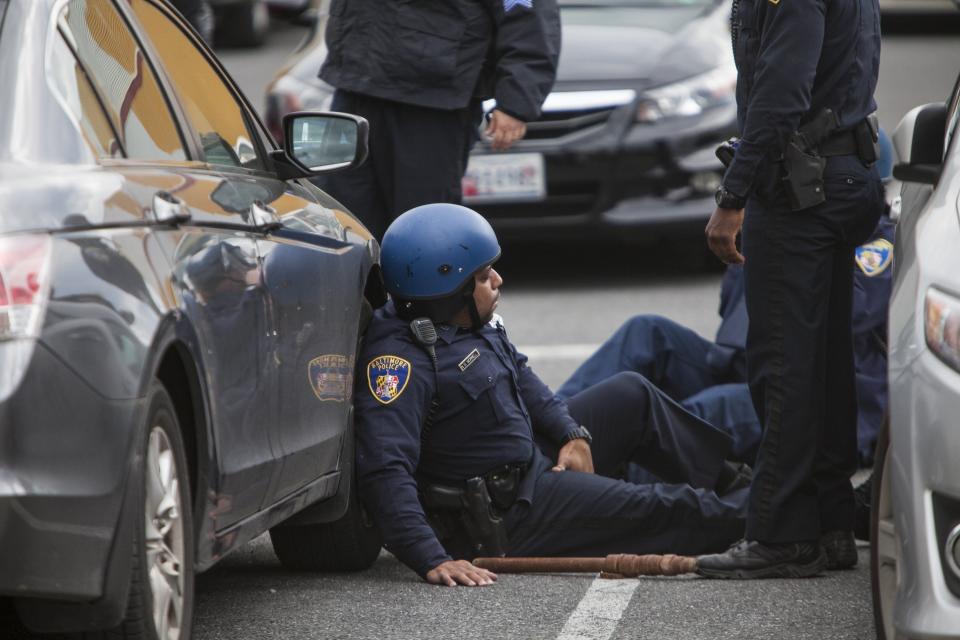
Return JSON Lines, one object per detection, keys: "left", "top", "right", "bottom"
{"left": 871, "top": 73, "right": 960, "bottom": 639}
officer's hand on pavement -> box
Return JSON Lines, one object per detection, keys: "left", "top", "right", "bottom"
{"left": 425, "top": 560, "right": 498, "bottom": 587}
{"left": 705, "top": 207, "right": 746, "bottom": 265}
{"left": 552, "top": 439, "right": 594, "bottom": 474}
{"left": 486, "top": 110, "right": 527, "bottom": 151}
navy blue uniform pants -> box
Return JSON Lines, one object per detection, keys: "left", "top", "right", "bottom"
{"left": 313, "top": 89, "right": 482, "bottom": 240}
{"left": 557, "top": 316, "right": 761, "bottom": 463}
{"left": 504, "top": 372, "right": 747, "bottom": 557}
{"left": 742, "top": 155, "right": 883, "bottom": 543}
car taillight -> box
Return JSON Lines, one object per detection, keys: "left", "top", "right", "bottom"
{"left": 925, "top": 287, "right": 960, "bottom": 373}
{"left": 0, "top": 234, "right": 52, "bottom": 341}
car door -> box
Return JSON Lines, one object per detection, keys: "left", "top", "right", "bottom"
{"left": 129, "top": 0, "right": 359, "bottom": 507}
{"left": 57, "top": 0, "right": 281, "bottom": 530}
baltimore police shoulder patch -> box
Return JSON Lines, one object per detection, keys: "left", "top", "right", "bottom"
{"left": 855, "top": 239, "right": 894, "bottom": 277}
{"left": 367, "top": 355, "right": 412, "bottom": 405}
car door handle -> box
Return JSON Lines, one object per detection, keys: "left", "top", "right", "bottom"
{"left": 250, "top": 200, "right": 281, "bottom": 232}
{"left": 152, "top": 191, "right": 191, "bottom": 224}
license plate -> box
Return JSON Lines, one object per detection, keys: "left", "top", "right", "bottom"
{"left": 462, "top": 153, "right": 546, "bottom": 203}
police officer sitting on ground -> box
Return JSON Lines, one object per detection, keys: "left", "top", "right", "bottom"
{"left": 355, "top": 203, "right": 748, "bottom": 586}
{"left": 317, "top": 0, "right": 560, "bottom": 240}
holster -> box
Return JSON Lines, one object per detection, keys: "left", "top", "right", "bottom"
{"left": 780, "top": 109, "right": 837, "bottom": 211}
{"left": 781, "top": 140, "right": 827, "bottom": 211}
{"left": 419, "top": 477, "right": 508, "bottom": 559}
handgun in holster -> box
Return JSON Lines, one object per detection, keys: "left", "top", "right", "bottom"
{"left": 781, "top": 108, "right": 839, "bottom": 211}
{"left": 419, "top": 476, "right": 508, "bottom": 559}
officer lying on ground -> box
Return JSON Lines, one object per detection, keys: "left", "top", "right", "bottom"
{"left": 354, "top": 203, "right": 748, "bottom": 587}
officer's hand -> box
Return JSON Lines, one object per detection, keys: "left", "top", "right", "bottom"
{"left": 553, "top": 439, "right": 594, "bottom": 474}
{"left": 705, "top": 207, "right": 745, "bottom": 265}
{"left": 425, "top": 560, "right": 497, "bottom": 587}
{"left": 486, "top": 110, "right": 527, "bottom": 151}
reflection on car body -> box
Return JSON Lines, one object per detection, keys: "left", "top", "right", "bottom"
{"left": 265, "top": 0, "right": 739, "bottom": 241}
{"left": 0, "top": 1, "right": 383, "bottom": 638}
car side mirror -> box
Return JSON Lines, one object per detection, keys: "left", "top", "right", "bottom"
{"left": 892, "top": 102, "right": 946, "bottom": 185}
{"left": 270, "top": 111, "right": 369, "bottom": 180}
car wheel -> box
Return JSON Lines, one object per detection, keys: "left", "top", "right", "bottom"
{"left": 105, "top": 383, "right": 195, "bottom": 640}
{"left": 870, "top": 416, "right": 899, "bottom": 640}
{"left": 216, "top": 0, "right": 269, "bottom": 48}
{"left": 269, "top": 467, "right": 382, "bottom": 572}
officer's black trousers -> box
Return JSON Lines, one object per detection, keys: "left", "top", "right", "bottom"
{"left": 313, "top": 90, "right": 482, "bottom": 241}
{"left": 504, "top": 372, "right": 747, "bottom": 557}
{"left": 742, "top": 155, "right": 883, "bottom": 543}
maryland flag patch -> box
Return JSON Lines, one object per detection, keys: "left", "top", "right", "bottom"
{"left": 367, "top": 355, "right": 412, "bottom": 405}
{"left": 855, "top": 239, "right": 894, "bottom": 277}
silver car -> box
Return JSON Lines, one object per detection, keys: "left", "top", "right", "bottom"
{"left": 871, "top": 74, "right": 960, "bottom": 638}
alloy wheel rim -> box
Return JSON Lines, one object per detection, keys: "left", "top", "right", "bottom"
{"left": 876, "top": 444, "right": 899, "bottom": 640}
{"left": 145, "top": 426, "right": 185, "bottom": 640}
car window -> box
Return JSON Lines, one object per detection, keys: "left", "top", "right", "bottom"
{"left": 129, "top": 0, "right": 265, "bottom": 172}
{"left": 48, "top": 33, "right": 123, "bottom": 158}
{"left": 57, "top": 0, "right": 186, "bottom": 161}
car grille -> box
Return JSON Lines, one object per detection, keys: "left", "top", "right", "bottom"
{"left": 524, "top": 107, "right": 617, "bottom": 140}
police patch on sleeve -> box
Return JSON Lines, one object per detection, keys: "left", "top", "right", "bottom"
{"left": 855, "top": 239, "right": 893, "bottom": 277}
{"left": 367, "top": 355, "right": 412, "bottom": 405}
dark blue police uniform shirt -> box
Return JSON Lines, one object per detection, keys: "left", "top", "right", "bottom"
{"left": 354, "top": 301, "right": 579, "bottom": 576}
{"left": 724, "top": 0, "right": 881, "bottom": 198}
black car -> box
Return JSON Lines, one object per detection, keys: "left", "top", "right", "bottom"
{"left": 266, "top": 0, "right": 738, "bottom": 241}
{"left": 0, "top": 1, "right": 384, "bottom": 638}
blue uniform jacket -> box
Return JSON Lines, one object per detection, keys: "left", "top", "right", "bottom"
{"left": 723, "top": 0, "right": 881, "bottom": 199}
{"left": 354, "top": 302, "right": 579, "bottom": 576}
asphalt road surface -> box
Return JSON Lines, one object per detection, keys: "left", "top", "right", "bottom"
{"left": 195, "top": 14, "right": 960, "bottom": 640}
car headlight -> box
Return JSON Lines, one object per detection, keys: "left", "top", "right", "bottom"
{"left": 636, "top": 64, "right": 737, "bottom": 123}
{"left": 925, "top": 287, "right": 960, "bottom": 372}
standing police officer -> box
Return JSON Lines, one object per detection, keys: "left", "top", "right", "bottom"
{"left": 698, "top": 0, "right": 884, "bottom": 578}
{"left": 316, "top": 0, "right": 560, "bottom": 241}
{"left": 355, "top": 204, "right": 747, "bottom": 586}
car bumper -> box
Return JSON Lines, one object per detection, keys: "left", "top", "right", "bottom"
{"left": 890, "top": 351, "right": 960, "bottom": 638}
{"left": 467, "top": 103, "right": 737, "bottom": 239}
{"left": 0, "top": 341, "right": 141, "bottom": 602}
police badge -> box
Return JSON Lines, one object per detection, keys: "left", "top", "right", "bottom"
{"left": 308, "top": 354, "right": 353, "bottom": 402}
{"left": 855, "top": 239, "right": 893, "bottom": 277}
{"left": 367, "top": 355, "right": 412, "bottom": 405}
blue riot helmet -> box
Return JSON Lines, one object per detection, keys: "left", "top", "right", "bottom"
{"left": 876, "top": 127, "right": 894, "bottom": 182}
{"left": 381, "top": 203, "right": 501, "bottom": 325}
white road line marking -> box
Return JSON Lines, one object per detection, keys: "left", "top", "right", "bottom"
{"left": 556, "top": 577, "right": 639, "bottom": 640}
{"left": 517, "top": 344, "right": 600, "bottom": 360}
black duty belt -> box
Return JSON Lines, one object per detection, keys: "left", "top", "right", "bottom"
{"left": 819, "top": 129, "right": 861, "bottom": 157}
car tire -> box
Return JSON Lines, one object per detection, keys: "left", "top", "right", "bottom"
{"left": 216, "top": 0, "right": 269, "bottom": 48}
{"left": 269, "top": 468, "right": 382, "bottom": 572}
{"left": 102, "top": 382, "right": 195, "bottom": 640}
{"left": 870, "top": 415, "right": 898, "bottom": 640}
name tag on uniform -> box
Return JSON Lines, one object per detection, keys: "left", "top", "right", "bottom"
{"left": 458, "top": 349, "right": 481, "bottom": 372}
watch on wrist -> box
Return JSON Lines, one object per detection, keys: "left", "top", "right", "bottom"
{"left": 560, "top": 425, "right": 592, "bottom": 447}
{"left": 715, "top": 185, "right": 747, "bottom": 210}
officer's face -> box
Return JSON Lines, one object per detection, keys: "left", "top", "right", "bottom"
{"left": 472, "top": 266, "right": 502, "bottom": 323}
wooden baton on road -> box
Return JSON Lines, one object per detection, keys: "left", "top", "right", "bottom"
{"left": 472, "top": 553, "right": 697, "bottom": 578}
